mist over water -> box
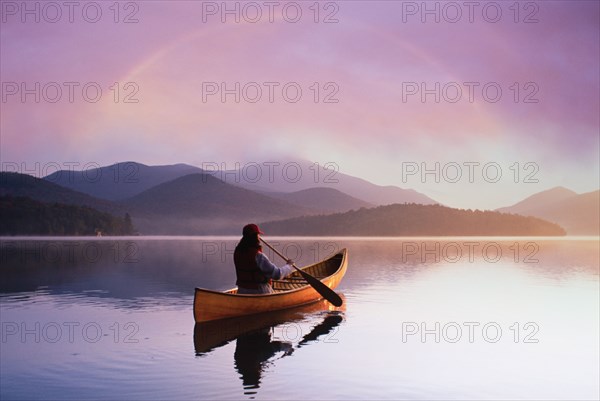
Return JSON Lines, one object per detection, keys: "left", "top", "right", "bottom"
{"left": 1, "top": 237, "right": 598, "bottom": 400}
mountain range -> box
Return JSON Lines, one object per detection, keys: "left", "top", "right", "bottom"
{"left": 0, "top": 172, "right": 121, "bottom": 214}
{"left": 123, "top": 173, "right": 313, "bottom": 234}
{"left": 0, "top": 161, "right": 597, "bottom": 235}
{"left": 497, "top": 187, "right": 599, "bottom": 235}
{"left": 1, "top": 166, "right": 383, "bottom": 234}
{"left": 43, "top": 161, "right": 437, "bottom": 206}
{"left": 212, "top": 159, "right": 437, "bottom": 205}
{"left": 44, "top": 162, "right": 203, "bottom": 201}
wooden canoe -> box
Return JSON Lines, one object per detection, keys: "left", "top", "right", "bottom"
{"left": 194, "top": 297, "right": 346, "bottom": 355}
{"left": 193, "top": 248, "right": 348, "bottom": 323}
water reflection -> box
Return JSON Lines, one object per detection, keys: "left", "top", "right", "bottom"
{"left": 234, "top": 327, "right": 294, "bottom": 396}
{"left": 0, "top": 239, "right": 237, "bottom": 307}
{"left": 3, "top": 238, "right": 597, "bottom": 305}
{"left": 297, "top": 314, "right": 343, "bottom": 347}
{"left": 194, "top": 299, "right": 345, "bottom": 397}
{"left": 0, "top": 237, "right": 598, "bottom": 400}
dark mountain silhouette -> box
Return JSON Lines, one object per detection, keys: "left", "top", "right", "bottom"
{"left": 43, "top": 160, "right": 436, "bottom": 206}
{"left": 260, "top": 187, "right": 373, "bottom": 213}
{"left": 0, "top": 196, "right": 134, "bottom": 236}
{"left": 122, "top": 173, "right": 314, "bottom": 234}
{"left": 5, "top": 169, "right": 589, "bottom": 236}
{"left": 0, "top": 172, "right": 121, "bottom": 214}
{"left": 498, "top": 187, "right": 599, "bottom": 235}
{"left": 43, "top": 161, "right": 203, "bottom": 201}
{"left": 213, "top": 159, "right": 438, "bottom": 205}
{"left": 260, "top": 203, "right": 566, "bottom": 236}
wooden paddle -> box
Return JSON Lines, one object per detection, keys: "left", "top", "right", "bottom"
{"left": 259, "top": 238, "right": 343, "bottom": 307}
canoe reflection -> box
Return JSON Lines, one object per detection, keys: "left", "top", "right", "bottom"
{"left": 194, "top": 298, "right": 345, "bottom": 395}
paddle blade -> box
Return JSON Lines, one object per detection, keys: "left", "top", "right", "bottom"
{"left": 296, "top": 268, "right": 343, "bottom": 307}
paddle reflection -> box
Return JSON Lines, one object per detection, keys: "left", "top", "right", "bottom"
{"left": 297, "top": 314, "right": 343, "bottom": 347}
{"left": 194, "top": 298, "right": 345, "bottom": 397}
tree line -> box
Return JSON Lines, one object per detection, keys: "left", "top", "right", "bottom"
{"left": 261, "top": 203, "right": 567, "bottom": 236}
{"left": 0, "top": 196, "right": 135, "bottom": 236}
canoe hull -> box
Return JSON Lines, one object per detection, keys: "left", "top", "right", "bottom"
{"left": 194, "top": 297, "right": 345, "bottom": 355}
{"left": 193, "top": 249, "right": 348, "bottom": 322}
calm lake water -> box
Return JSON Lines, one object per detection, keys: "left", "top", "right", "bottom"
{"left": 1, "top": 237, "right": 598, "bottom": 400}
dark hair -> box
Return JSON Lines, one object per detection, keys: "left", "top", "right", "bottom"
{"left": 236, "top": 232, "right": 262, "bottom": 252}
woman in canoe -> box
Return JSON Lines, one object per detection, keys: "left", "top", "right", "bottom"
{"left": 234, "top": 224, "right": 294, "bottom": 294}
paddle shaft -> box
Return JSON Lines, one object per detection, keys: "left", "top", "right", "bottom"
{"left": 259, "top": 238, "right": 343, "bottom": 307}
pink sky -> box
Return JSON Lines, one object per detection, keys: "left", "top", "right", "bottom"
{"left": 1, "top": 1, "right": 598, "bottom": 209}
